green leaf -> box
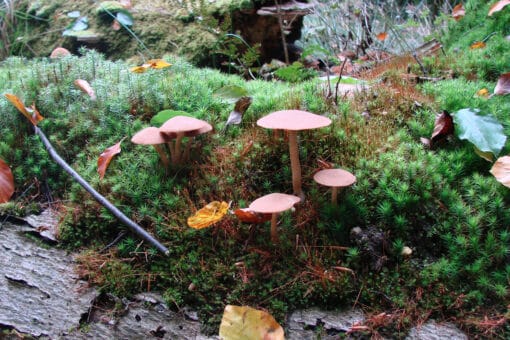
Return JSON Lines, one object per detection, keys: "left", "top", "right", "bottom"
{"left": 455, "top": 108, "right": 507, "bottom": 157}
{"left": 150, "top": 110, "right": 192, "bottom": 127}
{"left": 213, "top": 85, "right": 248, "bottom": 103}
{"left": 116, "top": 11, "right": 133, "bottom": 26}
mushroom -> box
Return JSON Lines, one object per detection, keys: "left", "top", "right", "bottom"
{"left": 131, "top": 127, "right": 171, "bottom": 169}
{"left": 257, "top": 110, "right": 332, "bottom": 201}
{"left": 50, "top": 47, "right": 71, "bottom": 59}
{"left": 159, "top": 116, "right": 212, "bottom": 164}
{"left": 313, "top": 168, "right": 356, "bottom": 205}
{"left": 248, "top": 193, "right": 300, "bottom": 243}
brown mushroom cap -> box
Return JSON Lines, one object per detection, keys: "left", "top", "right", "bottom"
{"left": 249, "top": 193, "right": 300, "bottom": 214}
{"left": 313, "top": 169, "right": 356, "bottom": 187}
{"left": 50, "top": 47, "right": 71, "bottom": 59}
{"left": 160, "top": 116, "right": 212, "bottom": 137}
{"left": 131, "top": 127, "right": 168, "bottom": 145}
{"left": 256, "top": 110, "right": 331, "bottom": 131}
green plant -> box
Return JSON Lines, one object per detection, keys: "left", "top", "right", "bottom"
{"left": 274, "top": 62, "right": 318, "bottom": 83}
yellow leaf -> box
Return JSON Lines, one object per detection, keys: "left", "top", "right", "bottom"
{"left": 147, "top": 59, "right": 172, "bottom": 69}
{"left": 187, "top": 201, "right": 229, "bottom": 229}
{"left": 219, "top": 305, "right": 284, "bottom": 340}
{"left": 130, "top": 65, "right": 149, "bottom": 73}
{"left": 4, "top": 93, "right": 44, "bottom": 125}
{"left": 475, "top": 88, "right": 489, "bottom": 98}
{"left": 470, "top": 41, "right": 486, "bottom": 49}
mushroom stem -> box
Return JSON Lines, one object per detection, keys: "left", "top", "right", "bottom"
{"left": 174, "top": 132, "right": 184, "bottom": 164}
{"left": 288, "top": 130, "right": 303, "bottom": 201}
{"left": 152, "top": 144, "right": 170, "bottom": 169}
{"left": 182, "top": 138, "right": 192, "bottom": 163}
{"left": 331, "top": 187, "right": 339, "bottom": 205}
{"left": 167, "top": 141, "right": 176, "bottom": 164}
{"left": 270, "top": 213, "right": 279, "bottom": 243}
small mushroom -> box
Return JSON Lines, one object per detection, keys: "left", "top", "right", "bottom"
{"left": 50, "top": 47, "right": 71, "bottom": 59}
{"left": 257, "top": 110, "right": 331, "bottom": 201}
{"left": 248, "top": 193, "right": 300, "bottom": 243}
{"left": 159, "top": 116, "right": 212, "bottom": 164}
{"left": 313, "top": 168, "right": 356, "bottom": 205}
{"left": 131, "top": 127, "right": 171, "bottom": 169}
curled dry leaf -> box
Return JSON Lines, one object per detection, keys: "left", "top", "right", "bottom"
{"left": 452, "top": 3, "right": 466, "bottom": 20}
{"left": 234, "top": 208, "right": 271, "bottom": 224}
{"left": 130, "top": 59, "right": 172, "bottom": 73}
{"left": 187, "top": 201, "right": 229, "bottom": 229}
{"left": 97, "top": 139, "right": 124, "bottom": 180}
{"left": 431, "top": 110, "right": 454, "bottom": 144}
{"left": 74, "top": 79, "right": 96, "bottom": 100}
{"left": 488, "top": 0, "right": 510, "bottom": 16}
{"left": 470, "top": 41, "right": 486, "bottom": 49}
{"left": 490, "top": 156, "right": 510, "bottom": 188}
{"left": 112, "top": 19, "right": 121, "bottom": 31}
{"left": 219, "top": 305, "right": 284, "bottom": 340}
{"left": 0, "top": 158, "right": 14, "bottom": 203}
{"left": 376, "top": 32, "right": 388, "bottom": 41}
{"left": 4, "top": 93, "right": 44, "bottom": 125}
{"left": 493, "top": 72, "right": 510, "bottom": 95}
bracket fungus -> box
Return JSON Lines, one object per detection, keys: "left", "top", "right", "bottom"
{"left": 131, "top": 126, "right": 170, "bottom": 169}
{"left": 257, "top": 110, "right": 332, "bottom": 201}
{"left": 248, "top": 193, "right": 300, "bottom": 243}
{"left": 159, "top": 116, "right": 212, "bottom": 164}
{"left": 313, "top": 168, "right": 356, "bottom": 205}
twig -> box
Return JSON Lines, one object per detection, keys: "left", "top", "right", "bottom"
{"left": 275, "top": 0, "right": 290, "bottom": 64}
{"left": 33, "top": 125, "right": 169, "bottom": 255}
{"left": 334, "top": 57, "right": 348, "bottom": 105}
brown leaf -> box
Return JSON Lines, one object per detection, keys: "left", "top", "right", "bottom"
{"left": 490, "top": 156, "right": 510, "bottom": 187}
{"left": 489, "top": 0, "right": 510, "bottom": 16}
{"left": 234, "top": 208, "right": 271, "bottom": 224}
{"left": 470, "top": 41, "right": 486, "bottom": 49}
{"left": 452, "top": 3, "right": 465, "bottom": 20}
{"left": 4, "top": 94, "right": 44, "bottom": 125}
{"left": 493, "top": 72, "right": 510, "bottom": 95}
{"left": 97, "top": 139, "right": 124, "bottom": 180}
{"left": 431, "top": 111, "right": 454, "bottom": 144}
{"left": 376, "top": 32, "right": 388, "bottom": 41}
{"left": 74, "top": 79, "right": 96, "bottom": 100}
{"left": 0, "top": 158, "right": 14, "bottom": 203}
{"left": 112, "top": 19, "right": 121, "bottom": 31}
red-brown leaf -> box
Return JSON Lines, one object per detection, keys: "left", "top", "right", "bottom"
{"left": 470, "top": 41, "right": 486, "bottom": 49}
{"left": 0, "top": 158, "right": 14, "bottom": 203}
{"left": 494, "top": 72, "right": 510, "bottom": 95}
{"left": 4, "top": 94, "right": 44, "bottom": 125}
{"left": 97, "top": 140, "right": 123, "bottom": 180}
{"left": 234, "top": 208, "right": 272, "bottom": 224}
{"left": 489, "top": 0, "right": 510, "bottom": 16}
{"left": 376, "top": 32, "right": 388, "bottom": 41}
{"left": 452, "top": 3, "right": 465, "bottom": 20}
{"left": 431, "top": 111, "right": 454, "bottom": 144}
{"left": 74, "top": 79, "right": 97, "bottom": 100}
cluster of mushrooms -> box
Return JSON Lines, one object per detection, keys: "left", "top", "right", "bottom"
{"left": 132, "top": 110, "right": 356, "bottom": 243}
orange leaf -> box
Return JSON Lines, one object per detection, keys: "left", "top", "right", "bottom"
{"left": 0, "top": 158, "right": 14, "bottom": 203}
{"left": 376, "top": 32, "right": 387, "bottom": 41}
{"left": 489, "top": 0, "right": 510, "bottom": 16}
{"left": 490, "top": 156, "right": 510, "bottom": 187}
{"left": 494, "top": 72, "right": 510, "bottom": 95}
{"left": 74, "top": 79, "right": 97, "bottom": 100}
{"left": 470, "top": 41, "right": 486, "bottom": 49}
{"left": 187, "top": 201, "right": 229, "bottom": 229}
{"left": 4, "top": 93, "right": 44, "bottom": 125}
{"left": 97, "top": 139, "right": 124, "bottom": 180}
{"left": 475, "top": 88, "right": 490, "bottom": 98}
{"left": 452, "top": 3, "right": 465, "bottom": 20}
{"left": 130, "top": 65, "right": 150, "bottom": 73}
{"left": 431, "top": 110, "right": 454, "bottom": 144}
{"left": 234, "top": 208, "right": 271, "bottom": 224}
{"left": 147, "top": 59, "right": 172, "bottom": 69}
{"left": 219, "top": 305, "right": 284, "bottom": 340}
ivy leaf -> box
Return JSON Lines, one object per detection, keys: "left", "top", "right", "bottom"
{"left": 0, "top": 158, "right": 14, "bottom": 203}
{"left": 187, "top": 201, "right": 229, "bottom": 229}
{"left": 493, "top": 72, "right": 510, "bottom": 96}
{"left": 490, "top": 156, "right": 510, "bottom": 188}
{"left": 97, "top": 139, "right": 124, "bottom": 180}
{"left": 116, "top": 11, "right": 133, "bottom": 26}
{"left": 455, "top": 108, "right": 507, "bottom": 157}
{"left": 219, "top": 305, "right": 284, "bottom": 340}
{"left": 452, "top": 3, "right": 465, "bottom": 21}
{"left": 4, "top": 93, "right": 44, "bottom": 125}
{"left": 488, "top": 0, "right": 510, "bottom": 16}
{"left": 431, "top": 110, "right": 454, "bottom": 145}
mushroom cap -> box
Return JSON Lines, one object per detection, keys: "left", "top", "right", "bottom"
{"left": 313, "top": 169, "right": 356, "bottom": 188}
{"left": 160, "top": 116, "right": 212, "bottom": 138}
{"left": 50, "top": 47, "right": 71, "bottom": 59}
{"left": 257, "top": 110, "right": 331, "bottom": 131}
{"left": 249, "top": 193, "right": 300, "bottom": 214}
{"left": 131, "top": 127, "right": 167, "bottom": 145}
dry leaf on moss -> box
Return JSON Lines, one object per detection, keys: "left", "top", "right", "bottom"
{"left": 493, "top": 72, "right": 510, "bottom": 95}
{"left": 470, "top": 41, "right": 486, "bottom": 49}
{"left": 74, "top": 79, "right": 96, "bottom": 100}
{"left": 234, "top": 208, "right": 271, "bottom": 224}
{"left": 376, "top": 32, "right": 388, "bottom": 41}
{"left": 4, "top": 93, "right": 44, "bottom": 126}
{"left": 452, "top": 3, "right": 465, "bottom": 20}
{"left": 488, "top": 0, "right": 510, "bottom": 16}
{"left": 219, "top": 305, "right": 284, "bottom": 340}
{"left": 490, "top": 156, "right": 510, "bottom": 187}
{"left": 187, "top": 201, "right": 229, "bottom": 229}
{"left": 98, "top": 139, "right": 124, "bottom": 180}
{"left": 0, "top": 158, "right": 14, "bottom": 203}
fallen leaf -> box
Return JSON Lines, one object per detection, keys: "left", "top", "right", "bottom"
{"left": 130, "top": 65, "right": 150, "bottom": 73}
{"left": 493, "top": 72, "right": 510, "bottom": 95}
{"left": 187, "top": 201, "right": 229, "bottom": 229}
{"left": 74, "top": 79, "right": 96, "bottom": 100}
{"left": 147, "top": 59, "right": 172, "bottom": 69}
{"left": 98, "top": 139, "right": 124, "bottom": 180}
{"left": 234, "top": 208, "right": 271, "bottom": 224}
{"left": 4, "top": 93, "right": 44, "bottom": 125}
{"left": 475, "top": 88, "right": 490, "bottom": 98}
{"left": 0, "top": 158, "right": 14, "bottom": 203}
{"left": 470, "top": 41, "right": 486, "bottom": 49}
{"left": 431, "top": 110, "right": 454, "bottom": 144}
{"left": 224, "top": 96, "right": 252, "bottom": 128}
{"left": 112, "top": 19, "right": 121, "bottom": 31}
{"left": 452, "top": 3, "right": 465, "bottom": 20}
{"left": 376, "top": 32, "right": 387, "bottom": 41}
{"left": 219, "top": 305, "right": 284, "bottom": 340}
{"left": 488, "top": 0, "right": 510, "bottom": 16}
{"left": 490, "top": 156, "right": 510, "bottom": 187}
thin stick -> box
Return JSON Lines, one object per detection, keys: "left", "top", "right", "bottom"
{"left": 34, "top": 126, "right": 169, "bottom": 255}
{"left": 275, "top": 0, "right": 289, "bottom": 64}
